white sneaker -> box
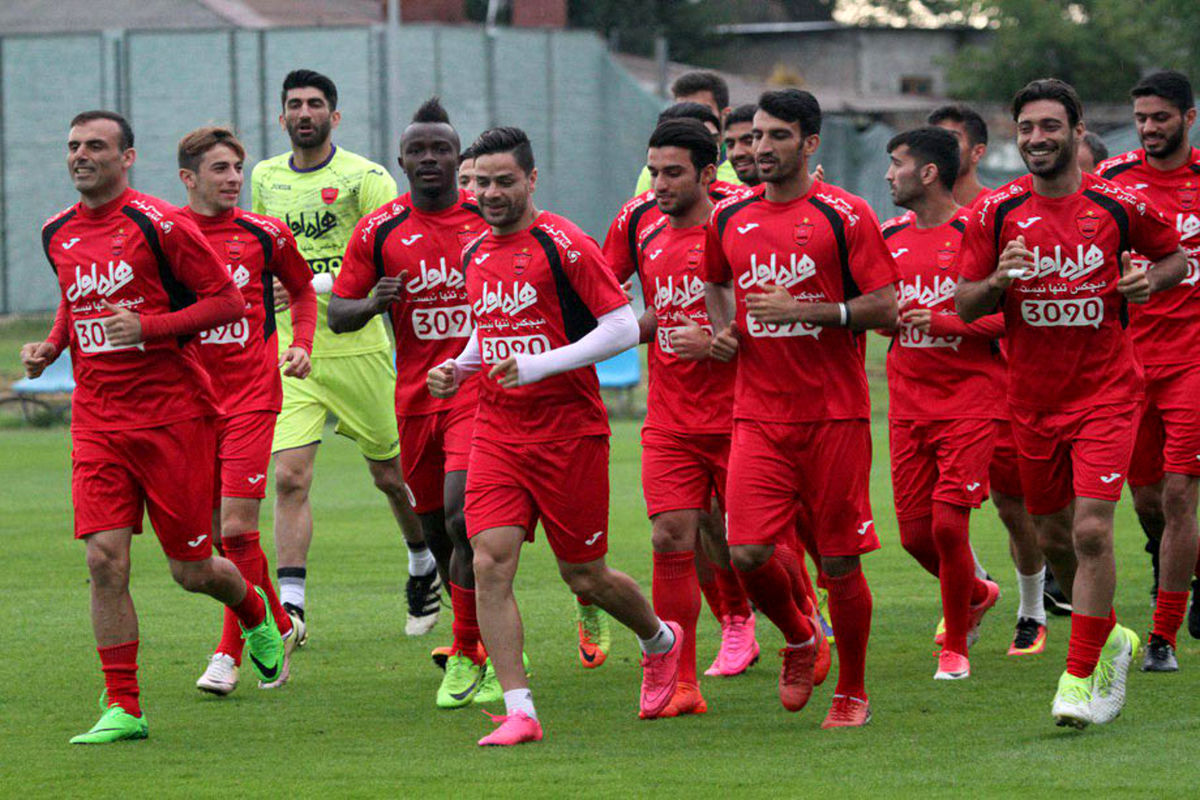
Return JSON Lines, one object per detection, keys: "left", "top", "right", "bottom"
{"left": 1051, "top": 670, "right": 1094, "bottom": 729}
{"left": 1091, "top": 625, "right": 1139, "bottom": 724}
{"left": 259, "top": 627, "right": 295, "bottom": 690}
{"left": 284, "top": 602, "right": 308, "bottom": 648}
{"left": 196, "top": 653, "right": 239, "bottom": 696}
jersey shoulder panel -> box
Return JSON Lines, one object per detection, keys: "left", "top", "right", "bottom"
{"left": 1097, "top": 149, "right": 1144, "bottom": 179}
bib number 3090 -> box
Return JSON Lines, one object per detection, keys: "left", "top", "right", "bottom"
{"left": 412, "top": 305, "right": 471, "bottom": 340}
{"left": 482, "top": 334, "right": 550, "bottom": 362}
{"left": 74, "top": 318, "right": 142, "bottom": 355}
{"left": 1020, "top": 298, "right": 1103, "bottom": 328}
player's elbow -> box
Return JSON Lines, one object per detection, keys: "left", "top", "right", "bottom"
{"left": 955, "top": 286, "right": 981, "bottom": 324}
{"left": 326, "top": 297, "right": 354, "bottom": 334}
{"left": 214, "top": 285, "right": 244, "bottom": 326}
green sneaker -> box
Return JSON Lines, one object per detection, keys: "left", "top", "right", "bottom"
{"left": 240, "top": 587, "right": 284, "bottom": 684}
{"left": 1091, "top": 624, "right": 1139, "bottom": 724}
{"left": 437, "top": 653, "right": 484, "bottom": 708}
{"left": 1051, "top": 670, "right": 1094, "bottom": 729}
{"left": 69, "top": 704, "right": 148, "bottom": 744}
{"left": 576, "top": 600, "right": 611, "bottom": 668}
{"left": 474, "top": 653, "right": 533, "bottom": 705}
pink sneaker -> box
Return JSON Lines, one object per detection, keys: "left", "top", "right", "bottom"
{"left": 639, "top": 621, "right": 683, "bottom": 718}
{"left": 708, "top": 613, "right": 760, "bottom": 677}
{"left": 934, "top": 649, "right": 970, "bottom": 680}
{"left": 967, "top": 580, "right": 1001, "bottom": 645}
{"left": 477, "top": 710, "right": 543, "bottom": 746}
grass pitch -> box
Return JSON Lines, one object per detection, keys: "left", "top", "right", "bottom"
{"left": 0, "top": 323, "right": 1196, "bottom": 797}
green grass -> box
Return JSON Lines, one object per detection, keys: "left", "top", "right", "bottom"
{"left": 0, "top": 332, "right": 1196, "bottom": 796}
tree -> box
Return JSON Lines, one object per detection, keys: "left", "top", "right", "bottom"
{"left": 566, "top": 1, "right": 734, "bottom": 63}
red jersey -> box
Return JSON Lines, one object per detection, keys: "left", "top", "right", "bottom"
{"left": 603, "top": 181, "right": 754, "bottom": 282}
{"left": 334, "top": 190, "right": 488, "bottom": 416}
{"left": 183, "top": 207, "right": 317, "bottom": 417}
{"left": 464, "top": 211, "right": 629, "bottom": 442}
{"left": 701, "top": 180, "right": 900, "bottom": 423}
{"left": 957, "top": 172, "right": 1180, "bottom": 412}
{"left": 1098, "top": 147, "right": 1200, "bottom": 365}
{"left": 881, "top": 209, "right": 1005, "bottom": 421}
{"left": 636, "top": 217, "right": 735, "bottom": 434}
{"left": 41, "top": 188, "right": 239, "bottom": 432}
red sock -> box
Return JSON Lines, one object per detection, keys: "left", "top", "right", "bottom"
{"left": 219, "top": 532, "right": 293, "bottom": 661}
{"left": 228, "top": 577, "right": 267, "bottom": 629}
{"left": 735, "top": 552, "right": 814, "bottom": 644}
{"left": 775, "top": 543, "right": 815, "bottom": 616}
{"left": 98, "top": 640, "right": 141, "bottom": 717}
{"left": 1066, "top": 611, "right": 1116, "bottom": 678}
{"left": 653, "top": 551, "right": 700, "bottom": 685}
{"left": 825, "top": 566, "right": 872, "bottom": 700}
{"left": 932, "top": 503, "right": 975, "bottom": 655}
{"left": 694, "top": 548, "right": 725, "bottom": 621}
{"left": 714, "top": 563, "right": 751, "bottom": 618}
{"left": 450, "top": 582, "right": 483, "bottom": 660}
{"left": 1152, "top": 590, "right": 1188, "bottom": 647}
{"left": 899, "top": 515, "right": 940, "bottom": 578}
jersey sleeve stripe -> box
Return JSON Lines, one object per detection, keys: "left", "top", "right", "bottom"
{"left": 1099, "top": 160, "right": 1141, "bottom": 180}
{"left": 234, "top": 217, "right": 278, "bottom": 342}
{"left": 122, "top": 206, "right": 199, "bottom": 345}
{"left": 41, "top": 210, "right": 77, "bottom": 272}
{"left": 882, "top": 222, "right": 910, "bottom": 240}
{"left": 530, "top": 227, "right": 598, "bottom": 344}
{"left": 715, "top": 194, "right": 762, "bottom": 239}
{"left": 809, "top": 197, "right": 858, "bottom": 300}
{"left": 625, "top": 199, "right": 657, "bottom": 272}
{"left": 1083, "top": 188, "right": 1133, "bottom": 328}
{"left": 461, "top": 231, "right": 489, "bottom": 278}
{"left": 950, "top": 219, "right": 966, "bottom": 234}
{"left": 991, "top": 193, "right": 1032, "bottom": 254}
{"left": 372, "top": 209, "right": 411, "bottom": 282}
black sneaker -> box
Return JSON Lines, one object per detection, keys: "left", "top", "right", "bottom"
{"left": 1188, "top": 580, "right": 1200, "bottom": 640}
{"left": 283, "top": 602, "right": 308, "bottom": 647}
{"left": 1007, "top": 616, "right": 1047, "bottom": 655}
{"left": 1140, "top": 633, "right": 1178, "bottom": 672}
{"left": 1043, "top": 572, "right": 1073, "bottom": 617}
{"left": 405, "top": 570, "right": 442, "bottom": 636}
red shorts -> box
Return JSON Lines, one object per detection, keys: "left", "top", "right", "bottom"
{"left": 214, "top": 411, "right": 276, "bottom": 501}
{"left": 725, "top": 419, "right": 879, "bottom": 557}
{"left": 1010, "top": 403, "right": 1139, "bottom": 515}
{"left": 399, "top": 403, "right": 476, "bottom": 514}
{"left": 72, "top": 416, "right": 217, "bottom": 562}
{"left": 641, "top": 426, "right": 730, "bottom": 518}
{"left": 465, "top": 434, "right": 609, "bottom": 564}
{"left": 889, "top": 417, "right": 995, "bottom": 521}
{"left": 988, "top": 418, "right": 1024, "bottom": 498}
{"left": 1129, "top": 362, "right": 1200, "bottom": 487}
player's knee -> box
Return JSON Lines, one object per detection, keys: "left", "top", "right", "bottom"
{"left": 85, "top": 542, "right": 130, "bottom": 589}
{"left": 274, "top": 462, "right": 312, "bottom": 498}
{"left": 651, "top": 517, "right": 692, "bottom": 552}
{"left": 821, "top": 555, "right": 858, "bottom": 578}
{"left": 370, "top": 465, "right": 406, "bottom": 498}
{"left": 730, "top": 545, "right": 769, "bottom": 573}
{"left": 1073, "top": 517, "right": 1112, "bottom": 560}
{"left": 170, "top": 560, "right": 216, "bottom": 593}
{"left": 444, "top": 507, "right": 469, "bottom": 548}
{"left": 559, "top": 562, "right": 603, "bottom": 600}
{"left": 1161, "top": 479, "right": 1198, "bottom": 523}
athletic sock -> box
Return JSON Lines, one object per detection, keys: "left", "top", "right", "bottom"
{"left": 638, "top": 619, "right": 677, "bottom": 655}
{"left": 1016, "top": 566, "right": 1047, "bottom": 625}
{"left": 220, "top": 532, "right": 292, "bottom": 661}
{"left": 503, "top": 688, "right": 537, "bottom": 719}
{"left": 98, "top": 640, "right": 141, "bottom": 717}
{"left": 713, "top": 563, "right": 752, "bottom": 618}
{"left": 228, "top": 577, "right": 267, "bottom": 629}
{"left": 734, "top": 551, "right": 814, "bottom": 644}
{"left": 652, "top": 551, "right": 700, "bottom": 684}
{"left": 776, "top": 542, "right": 816, "bottom": 616}
{"left": 407, "top": 543, "right": 436, "bottom": 577}
{"left": 932, "top": 503, "right": 975, "bottom": 655}
{"left": 277, "top": 566, "right": 306, "bottom": 610}
{"left": 216, "top": 608, "right": 245, "bottom": 665}
{"left": 899, "top": 516, "right": 940, "bottom": 578}
{"left": 1066, "top": 611, "right": 1116, "bottom": 678}
{"left": 825, "top": 566, "right": 872, "bottom": 700}
{"left": 1152, "top": 590, "right": 1188, "bottom": 648}
{"left": 449, "top": 582, "right": 483, "bottom": 659}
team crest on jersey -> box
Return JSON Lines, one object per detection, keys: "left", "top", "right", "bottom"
{"left": 794, "top": 219, "right": 814, "bottom": 246}
{"left": 110, "top": 229, "right": 127, "bottom": 257}
{"left": 225, "top": 237, "right": 244, "bottom": 260}
{"left": 513, "top": 248, "right": 532, "bottom": 276}
{"left": 686, "top": 245, "right": 704, "bottom": 269}
{"left": 321, "top": 187, "right": 339, "bottom": 205}
{"left": 1179, "top": 181, "right": 1197, "bottom": 210}
{"left": 456, "top": 226, "right": 478, "bottom": 247}
{"left": 1076, "top": 210, "right": 1101, "bottom": 239}
{"left": 936, "top": 242, "right": 956, "bottom": 270}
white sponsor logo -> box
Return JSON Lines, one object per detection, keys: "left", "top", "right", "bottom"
{"left": 647, "top": 248, "right": 663, "bottom": 261}
{"left": 1132, "top": 183, "right": 1150, "bottom": 190}
{"left": 66, "top": 260, "right": 135, "bottom": 302}
{"left": 745, "top": 312, "right": 820, "bottom": 339}
{"left": 1099, "top": 472, "right": 1122, "bottom": 484}
{"left": 1016, "top": 216, "right": 1042, "bottom": 230}
{"left": 857, "top": 520, "right": 874, "bottom": 536}
{"left": 539, "top": 221, "right": 576, "bottom": 252}
{"left": 406, "top": 257, "right": 464, "bottom": 294}
{"left": 73, "top": 317, "right": 145, "bottom": 355}
{"left": 1018, "top": 244, "right": 1106, "bottom": 282}
{"left": 977, "top": 183, "right": 1024, "bottom": 226}
{"left": 412, "top": 304, "right": 472, "bottom": 340}
{"left": 737, "top": 252, "right": 817, "bottom": 290}
{"left": 1178, "top": 213, "right": 1200, "bottom": 241}
{"left": 230, "top": 264, "right": 251, "bottom": 289}
{"left": 966, "top": 482, "right": 981, "bottom": 491}
{"left": 129, "top": 198, "right": 164, "bottom": 222}
{"left": 737, "top": 223, "right": 760, "bottom": 234}
{"left": 816, "top": 193, "right": 860, "bottom": 227}
{"left": 187, "top": 534, "right": 208, "bottom": 548}
{"left": 653, "top": 274, "right": 705, "bottom": 311}
{"left": 61, "top": 237, "right": 81, "bottom": 250}
{"left": 566, "top": 249, "right": 581, "bottom": 263}
{"left": 160, "top": 221, "right": 174, "bottom": 235}
{"left": 899, "top": 274, "right": 956, "bottom": 310}
{"left": 199, "top": 318, "right": 250, "bottom": 347}
{"left": 474, "top": 252, "right": 491, "bottom": 265}
{"left": 481, "top": 333, "right": 551, "bottom": 362}
{"left": 401, "top": 233, "right": 424, "bottom": 246}
{"left": 585, "top": 531, "right": 603, "bottom": 546}
{"left": 248, "top": 474, "right": 266, "bottom": 484}
{"left": 1020, "top": 298, "right": 1104, "bottom": 328}
{"left": 890, "top": 248, "right": 909, "bottom": 259}
{"left": 474, "top": 281, "right": 539, "bottom": 317}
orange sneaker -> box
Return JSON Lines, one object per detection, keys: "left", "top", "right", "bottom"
{"left": 477, "top": 710, "right": 543, "bottom": 746}
{"left": 639, "top": 621, "right": 683, "bottom": 719}
{"left": 646, "top": 681, "right": 708, "bottom": 719}
{"left": 576, "top": 601, "right": 611, "bottom": 669}
{"left": 431, "top": 645, "right": 453, "bottom": 670}
{"left": 778, "top": 642, "right": 817, "bottom": 712}
{"left": 821, "top": 694, "right": 871, "bottom": 729}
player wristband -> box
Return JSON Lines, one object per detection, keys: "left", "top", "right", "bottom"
{"left": 839, "top": 302, "right": 850, "bottom": 327}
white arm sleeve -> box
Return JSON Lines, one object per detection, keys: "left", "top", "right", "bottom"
{"left": 439, "top": 330, "right": 482, "bottom": 389}
{"left": 311, "top": 273, "right": 335, "bottom": 294}
{"left": 514, "top": 304, "right": 637, "bottom": 386}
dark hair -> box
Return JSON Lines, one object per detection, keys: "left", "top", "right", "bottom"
{"left": 412, "top": 96, "right": 451, "bottom": 124}
{"left": 69, "top": 110, "right": 134, "bottom": 150}
{"left": 671, "top": 71, "right": 729, "bottom": 111}
{"left": 178, "top": 126, "right": 246, "bottom": 172}
{"left": 281, "top": 69, "right": 338, "bottom": 110}
{"left": 887, "top": 127, "right": 960, "bottom": 191}
{"left": 471, "top": 126, "right": 535, "bottom": 174}
{"left": 649, "top": 118, "right": 719, "bottom": 174}
{"left": 459, "top": 143, "right": 477, "bottom": 163}
{"left": 927, "top": 103, "right": 989, "bottom": 147}
{"left": 1012, "top": 78, "right": 1083, "bottom": 128}
{"left": 726, "top": 103, "right": 757, "bottom": 127}
{"left": 1131, "top": 70, "right": 1195, "bottom": 113}
{"left": 657, "top": 101, "right": 721, "bottom": 132}
{"left": 1081, "top": 131, "right": 1108, "bottom": 164}
{"left": 758, "top": 89, "right": 822, "bottom": 137}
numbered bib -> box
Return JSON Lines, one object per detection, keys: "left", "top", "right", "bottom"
{"left": 899, "top": 326, "right": 961, "bottom": 349}
{"left": 657, "top": 323, "right": 713, "bottom": 355}
{"left": 744, "top": 313, "right": 821, "bottom": 339}
{"left": 1020, "top": 298, "right": 1103, "bottom": 328}
{"left": 482, "top": 334, "right": 551, "bottom": 363}
{"left": 73, "top": 318, "right": 143, "bottom": 355}
{"left": 412, "top": 305, "right": 472, "bottom": 341}
{"left": 199, "top": 318, "right": 250, "bottom": 347}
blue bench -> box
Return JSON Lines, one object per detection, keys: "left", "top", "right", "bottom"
{"left": 10, "top": 351, "right": 74, "bottom": 422}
